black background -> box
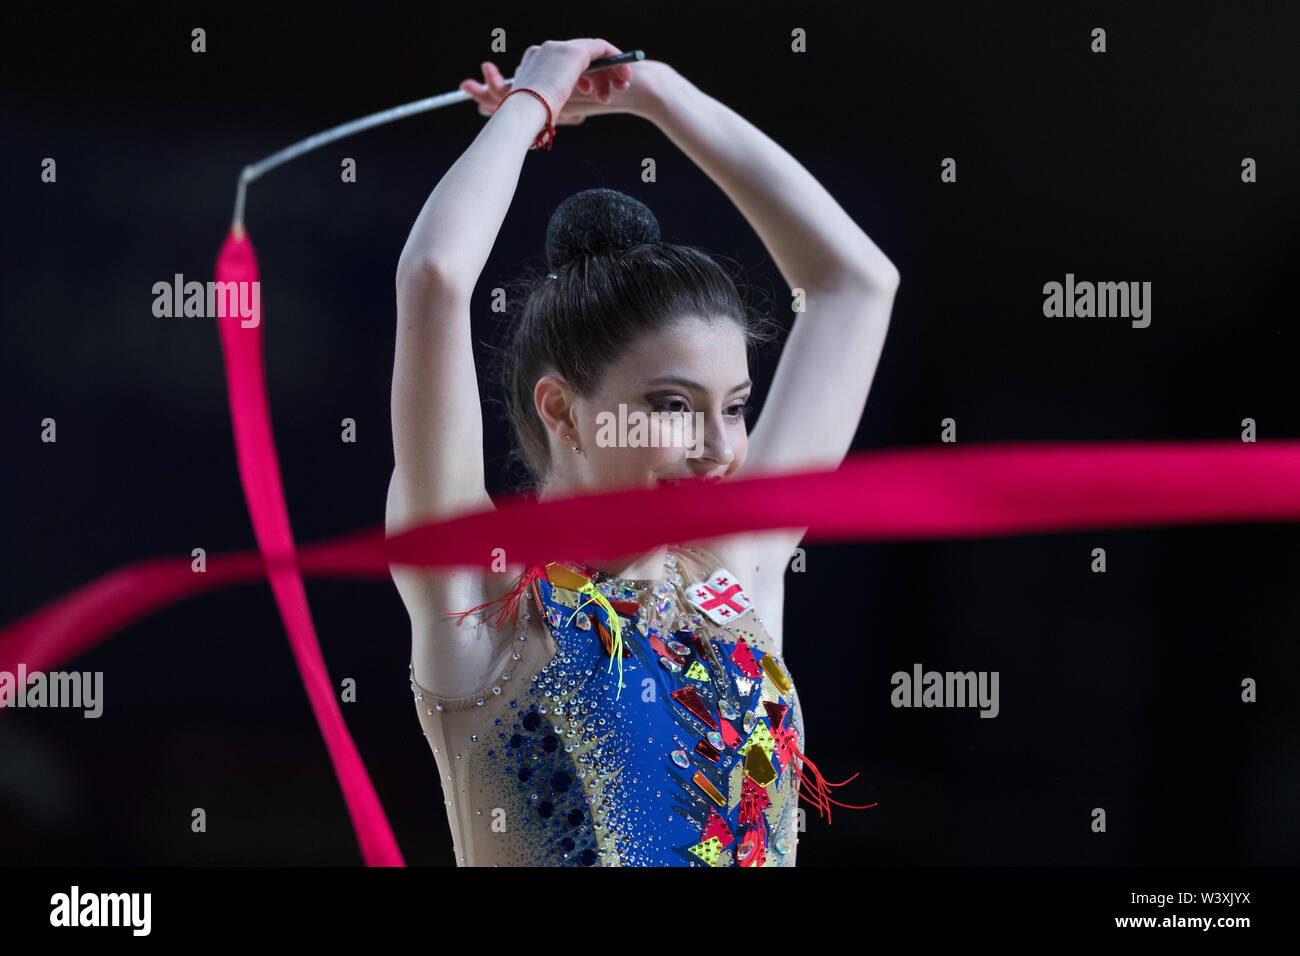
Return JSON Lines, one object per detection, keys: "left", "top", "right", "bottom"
{"left": 2, "top": 1, "right": 1297, "bottom": 866}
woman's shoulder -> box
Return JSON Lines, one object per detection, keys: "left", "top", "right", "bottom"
{"left": 673, "top": 534, "right": 792, "bottom": 589}
{"left": 672, "top": 536, "right": 788, "bottom": 648}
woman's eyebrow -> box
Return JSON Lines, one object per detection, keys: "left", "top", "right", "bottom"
{"left": 644, "top": 375, "right": 752, "bottom": 394}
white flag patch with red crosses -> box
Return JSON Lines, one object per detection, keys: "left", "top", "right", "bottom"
{"left": 686, "top": 568, "right": 752, "bottom": 625}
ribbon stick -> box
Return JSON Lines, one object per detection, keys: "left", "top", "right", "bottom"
{"left": 229, "top": 50, "right": 645, "bottom": 235}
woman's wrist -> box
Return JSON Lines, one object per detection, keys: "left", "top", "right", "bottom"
{"left": 627, "top": 61, "right": 689, "bottom": 126}
{"left": 490, "top": 89, "right": 553, "bottom": 149}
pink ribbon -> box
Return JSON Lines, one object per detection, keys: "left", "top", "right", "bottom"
{"left": 211, "top": 230, "right": 403, "bottom": 865}
{"left": 4, "top": 229, "right": 1300, "bottom": 864}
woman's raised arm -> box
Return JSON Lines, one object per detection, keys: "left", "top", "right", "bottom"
{"left": 390, "top": 38, "right": 633, "bottom": 523}
{"left": 391, "top": 40, "right": 632, "bottom": 698}
{"left": 636, "top": 64, "right": 900, "bottom": 479}
{"left": 390, "top": 89, "right": 548, "bottom": 523}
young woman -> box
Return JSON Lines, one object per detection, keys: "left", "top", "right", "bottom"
{"left": 388, "top": 38, "right": 899, "bottom": 866}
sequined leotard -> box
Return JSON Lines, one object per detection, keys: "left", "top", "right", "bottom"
{"left": 409, "top": 543, "right": 809, "bottom": 866}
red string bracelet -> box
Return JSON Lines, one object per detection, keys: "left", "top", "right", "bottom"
{"left": 501, "top": 88, "right": 556, "bottom": 151}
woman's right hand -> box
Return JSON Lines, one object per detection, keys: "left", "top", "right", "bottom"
{"left": 459, "top": 38, "right": 635, "bottom": 123}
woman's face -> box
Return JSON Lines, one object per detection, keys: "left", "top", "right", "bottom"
{"left": 542, "top": 315, "right": 752, "bottom": 492}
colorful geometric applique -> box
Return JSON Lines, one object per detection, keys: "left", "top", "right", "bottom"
{"left": 608, "top": 599, "right": 641, "bottom": 617}
{"left": 550, "top": 586, "right": 580, "bottom": 608}
{"left": 758, "top": 653, "right": 792, "bottom": 693}
{"left": 719, "top": 718, "right": 742, "bottom": 749}
{"left": 743, "top": 743, "right": 777, "bottom": 787}
{"left": 545, "top": 563, "right": 591, "bottom": 591}
{"left": 772, "top": 723, "right": 797, "bottom": 768}
{"left": 695, "top": 738, "right": 722, "bottom": 763}
{"left": 650, "top": 633, "right": 683, "bottom": 663}
{"left": 759, "top": 676, "right": 784, "bottom": 708}
{"left": 763, "top": 700, "right": 788, "bottom": 730}
{"left": 684, "top": 660, "right": 710, "bottom": 681}
{"left": 691, "top": 770, "right": 726, "bottom": 806}
{"left": 688, "top": 835, "right": 724, "bottom": 866}
{"left": 686, "top": 632, "right": 711, "bottom": 659}
{"left": 702, "top": 807, "right": 735, "bottom": 848}
{"left": 671, "top": 686, "right": 719, "bottom": 730}
{"left": 731, "top": 637, "right": 762, "bottom": 679}
{"left": 686, "top": 568, "right": 752, "bottom": 624}
{"left": 737, "top": 720, "right": 777, "bottom": 760}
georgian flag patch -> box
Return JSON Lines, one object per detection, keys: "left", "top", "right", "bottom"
{"left": 686, "top": 568, "right": 752, "bottom": 625}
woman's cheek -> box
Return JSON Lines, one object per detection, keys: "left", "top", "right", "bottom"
{"left": 729, "top": 426, "right": 749, "bottom": 469}
{"left": 648, "top": 415, "right": 698, "bottom": 457}
{"left": 644, "top": 441, "right": 683, "bottom": 470}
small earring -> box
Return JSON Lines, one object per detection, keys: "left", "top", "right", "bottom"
{"left": 571, "top": 443, "right": 583, "bottom": 456}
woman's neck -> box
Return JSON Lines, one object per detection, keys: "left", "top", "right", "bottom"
{"left": 536, "top": 477, "right": 670, "bottom": 582}
{"left": 589, "top": 544, "right": 670, "bottom": 583}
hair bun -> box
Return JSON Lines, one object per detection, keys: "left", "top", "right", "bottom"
{"left": 545, "top": 188, "right": 661, "bottom": 272}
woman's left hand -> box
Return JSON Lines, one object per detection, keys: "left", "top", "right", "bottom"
{"left": 460, "top": 58, "right": 674, "bottom": 125}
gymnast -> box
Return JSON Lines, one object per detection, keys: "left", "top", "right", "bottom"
{"left": 386, "top": 37, "right": 898, "bottom": 865}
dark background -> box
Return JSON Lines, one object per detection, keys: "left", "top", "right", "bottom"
{"left": 2, "top": 1, "right": 1297, "bottom": 866}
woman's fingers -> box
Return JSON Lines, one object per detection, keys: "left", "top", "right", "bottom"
{"left": 465, "top": 42, "right": 633, "bottom": 119}
{"left": 552, "top": 37, "right": 629, "bottom": 102}
{"left": 574, "top": 70, "right": 611, "bottom": 102}
{"left": 463, "top": 62, "right": 517, "bottom": 117}
{"left": 482, "top": 61, "right": 509, "bottom": 98}
{"left": 459, "top": 79, "right": 496, "bottom": 117}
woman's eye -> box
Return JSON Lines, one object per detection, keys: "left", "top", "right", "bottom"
{"left": 651, "top": 398, "right": 689, "bottom": 414}
{"left": 650, "top": 398, "right": 751, "bottom": 418}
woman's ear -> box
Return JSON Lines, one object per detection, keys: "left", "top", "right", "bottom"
{"left": 534, "top": 374, "right": 577, "bottom": 444}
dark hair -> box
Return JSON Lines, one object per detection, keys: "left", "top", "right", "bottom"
{"left": 491, "top": 187, "right": 781, "bottom": 493}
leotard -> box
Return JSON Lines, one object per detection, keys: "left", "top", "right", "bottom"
{"left": 409, "top": 543, "right": 821, "bottom": 866}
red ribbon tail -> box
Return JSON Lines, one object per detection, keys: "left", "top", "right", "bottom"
{"left": 786, "top": 736, "right": 878, "bottom": 826}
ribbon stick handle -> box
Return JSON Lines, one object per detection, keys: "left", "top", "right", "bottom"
{"left": 230, "top": 50, "right": 646, "bottom": 234}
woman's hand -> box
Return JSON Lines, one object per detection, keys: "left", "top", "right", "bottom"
{"left": 459, "top": 41, "right": 674, "bottom": 125}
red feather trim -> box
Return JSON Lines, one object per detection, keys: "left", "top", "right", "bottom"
{"left": 776, "top": 726, "right": 878, "bottom": 825}
{"left": 442, "top": 562, "right": 549, "bottom": 630}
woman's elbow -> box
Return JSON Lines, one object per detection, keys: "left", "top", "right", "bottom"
{"left": 395, "top": 253, "right": 442, "bottom": 291}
